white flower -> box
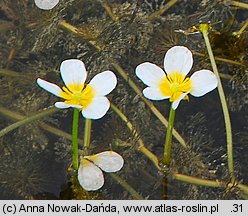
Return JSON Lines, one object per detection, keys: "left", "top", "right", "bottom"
{"left": 34, "top": 0, "right": 59, "bottom": 10}
{"left": 136, "top": 46, "right": 218, "bottom": 109}
{"left": 77, "top": 151, "right": 124, "bottom": 191}
{"left": 37, "top": 59, "right": 117, "bottom": 119}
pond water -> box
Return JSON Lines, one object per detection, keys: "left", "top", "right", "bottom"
{"left": 0, "top": 0, "right": 247, "bottom": 200}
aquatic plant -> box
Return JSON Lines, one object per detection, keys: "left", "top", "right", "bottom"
{"left": 136, "top": 46, "right": 218, "bottom": 110}
{"left": 78, "top": 151, "right": 124, "bottom": 191}
{"left": 0, "top": 0, "right": 248, "bottom": 199}
{"left": 36, "top": 58, "right": 123, "bottom": 191}
{"left": 0, "top": 141, "right": 64, "bottom": 199}
{"left": 37, "top": 59, "right": 117, "bottom": 119}
{"left": 34, "top": 0, "right": 60, "bottom": 10}
{"left": 136, "top": 46, "right": 218, "bottom": 166}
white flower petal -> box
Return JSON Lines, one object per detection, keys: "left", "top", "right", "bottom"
{"left": 190, "top": 70, "right": 218, "bottom": 97}
{"left": 54, "top": 102, "right": 70, "bottom": 109}
{"left": 37, "top": 78, "right": 62, "bottom": 98}
{"left": 85, "top": 151, "right": 124, "bottom": 173}
{"left": 164, "top": 46, "right": 193, "bottom": 76}
{"left": 143, "top": 87, "right": 169, "bottom": 100}
{"left": 60, "top": 59, "right": 87, "bottom": 88}
{"left": 55, "top": 102, "right": 82, "bottom": 109}
{"left": 172, "top": 92, "right": 189, "bottom": 110}
{"left": 78, "top": 158, "right": 104, "bottom": 191}
{"left": 89, "top": 71, "right": 117, "bottom": 96}
{"left": 34, "top": 0, "right": 59, "bottom": 10}
{"left": 136, "top": 62, "right": 165, "bottom": 87}
{"left": 81, "top": 96, "right": 110, "bottom": 119}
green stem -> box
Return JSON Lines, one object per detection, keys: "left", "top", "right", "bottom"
{"left": 0, "top": 68, "right": 32, "bottom": 79}
{"left": 162, "top": 105, "right": 176, "bottom": 166}
{"left": 148, "top": 0, "right": 178, "bottom": 21}
{"left": 72, "top": 108, "right": 80, "bottom": 170}
{"left": 173, "top": 173, "right": 223, "bottom": 188}
{"left": 99, "top": 0, "right": 118, "bottom": 21}
{"left": 228, "top": 1, "right": 248, "bottom": 9}
{"left": 173, "top": 173, "right": 248, "bottom": 196}
{"left": 0, "top": 21, "right": 15, "bottom": 32}
{"left": 59, "top": 20, "right": 102, "bottom": 51}
{"left": 0, "top": 107, "right": 58, "bottom": 138}
{"left": 112, "top": 62, "right": 186, "bottom": 147}
{"left": 0, "top": 105, "right": 83, "bottom": 148}
{"left": 110, "top": 103, "right": 160, "bottom": 169}
{"left": 1, "top": 106, "right": 248, "bottom": 196}
{"left": 199, "top": 24, "right": 234, "bottom": 179}
{"left": 234, "top": 18, "right": 248, "bottom": 36}
{"left": 110, "top": 173, "right": 144, "bottom": 200}
{"left": 83, "top": 119, "right": 92, "bottom": 149}
{"left": 59, "top": 21, "right": 187, "bottom": 147}
{"left": 193, "top": 51, "right": 245, "bottom": 67}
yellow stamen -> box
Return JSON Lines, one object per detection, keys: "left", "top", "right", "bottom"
{"left": 59, "top": 84, "right": 95, "bottom": 109}
{"left": 159, "top": 72, "right": 192, "bottom": 102}
{"left": 86, "top": 154, "right": 98, "bottom": 161}
{"left": 81, "top": 158, "right": 92, "bottom": 167}
{"left": 85, "top": 154, "right": 101, "bottom": 165}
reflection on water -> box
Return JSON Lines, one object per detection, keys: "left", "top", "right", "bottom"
{"left": 0, "top": 0, "right": 247, "bottom": 199}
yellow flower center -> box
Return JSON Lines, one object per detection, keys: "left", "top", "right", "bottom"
{"left": 59, "top": 84, "right": 95, "bottom": 108}
{"left": 81, "top": 158, "right": 92, "bottom": 166}
{"left": 159, "top": 72, "right": 192, "bottom": 102}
